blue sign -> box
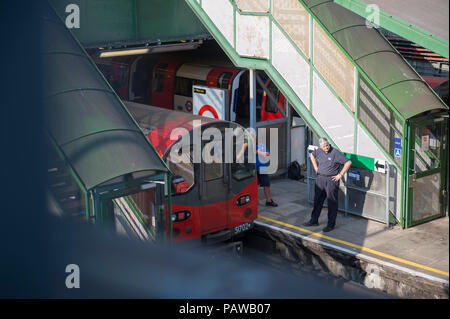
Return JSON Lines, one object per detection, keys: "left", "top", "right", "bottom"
{"left": 348, "top": 169, "right": 360, "bottom": 181}
{"left": 394, "top": 138, "right": 402, "bottom": 158}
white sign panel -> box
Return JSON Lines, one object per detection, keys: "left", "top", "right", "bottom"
{"left": 193, "top": 85, "right": 228, "bottom": 120}
{"left": 374, "top": 158, "right": 386, "bottom": 174}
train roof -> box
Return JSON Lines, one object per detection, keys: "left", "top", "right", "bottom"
{"left": 175, "top": 63, "right": 213, "bottom": 80}
{"left": 124, "top": 102, "right": 229, "bottom": 157}
{"left": 42, "top": 8, "right": 169, "bottom": 190}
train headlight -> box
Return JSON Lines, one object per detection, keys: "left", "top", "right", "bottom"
{"left": 172, "top": 210, "right": 191, "bottom": 222}
{"left": 236, "top": 195, "right": 251, "bottom": 206}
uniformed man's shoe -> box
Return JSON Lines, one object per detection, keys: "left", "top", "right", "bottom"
{"left": 322, "top": 226, "right": 334, "bottom": 232}
{"left": 303, "top": 220, "right": 319, "bottom": 227}
{"left": 266, "top": 200, "right": 278, "bottom": 207}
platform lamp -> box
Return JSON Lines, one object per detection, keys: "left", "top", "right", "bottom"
{"left": 98, "top": 40, "right": 203, "bottom": 58}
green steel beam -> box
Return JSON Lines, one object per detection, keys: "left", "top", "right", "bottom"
{"left": 334, "top": 0, "right": 449, "bottom": 58}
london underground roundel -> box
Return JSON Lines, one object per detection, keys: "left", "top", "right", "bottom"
{"left": 198, "top": 104, "right": 219, "bottom": 119}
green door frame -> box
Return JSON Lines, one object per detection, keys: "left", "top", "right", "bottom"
{"left": 92, "top": 173, "right": 171, "bottom": 243}
{"left": 405, "top": 114, "right": 448, "bottom": 228}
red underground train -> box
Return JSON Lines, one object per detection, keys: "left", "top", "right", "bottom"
{"left": 124, "top": 101, "right": 258, "bottom": 244}
{"left": 93, "top": 55, "right": 289, "bottom": 124}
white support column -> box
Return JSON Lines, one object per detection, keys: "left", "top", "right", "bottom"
{"left": 249, "top": 68, "right": 256, "bottom": 131}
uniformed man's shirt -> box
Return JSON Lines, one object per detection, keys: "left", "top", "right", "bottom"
{"left": 312, "top": 146, "right": 349, "bottom": 176}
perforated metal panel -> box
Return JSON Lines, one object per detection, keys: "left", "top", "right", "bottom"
{"left": 358, "top": 77, "right": 403, "bottom": 168}
{"left": 312, "top": 72, "right": 354, "bottom": 154}
{"left": 236, "top": 0, "right": 269, "bottom": 12}
{"left": 236, "top": 13, "right": 270, "bottom": 58}
{"left": 359, "top": 79, "right": 391, "bottom": 152}
{"left": 356, "top": 126, "right": 389, "bottom": 162}
{"left": 272, "top": 0, "right": 310, "bottom": 59}
{"left": 272, "top": 23, "right": 310, "bottom": 108}
{"left": 313, "top": 21, "right": 355, "bottom": 112}
{"left": 202, "top": 0, "right": 234, "bottom": 47}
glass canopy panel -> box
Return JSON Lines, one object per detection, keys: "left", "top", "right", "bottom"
{"left": 333, "top": 26, "right": 394, "bottom": 60}
{"left": 61, "top": 130, "right": 167, "bottom": 190}
{"left": 42, "top": 53, "right": 110, "bottom": 98}
{"left": 356, "top": 51, "right": 420, "bottom": 89}
{"left": 302, "top": 0, "right": 332, "bottom": 8}
{"left": 42, "top": 20, "right": 86, "bottom": 56}
{"left": 382, "top": 81, "right": 446, "bottom": 119}
{"left": 46, "top": 90, "right": 138, "bottom": 146}
{"left": 311, "top": 1, "right": 366, "bottom": 34}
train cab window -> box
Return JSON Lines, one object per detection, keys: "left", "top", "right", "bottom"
{"left": 166, "top": 146, "right": 195, "bottom": 194}
{"left": 265, "top": 80, "right": 280, "bottom": 114}
{"left": 232, "top": 130, "right": 256, "bottom": 181}
{"left": 153, "top": 63, "right": 168, "bottom": 92}
{"left": 217, "top": 72, "right": 232, "bottom": 89}
{"left": 203, "top": 140, "right": 223, "bottom": 181}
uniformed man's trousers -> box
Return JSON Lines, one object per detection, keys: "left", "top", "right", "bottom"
{"left": 310, "top": 175, "right": 339, "bottom": 227}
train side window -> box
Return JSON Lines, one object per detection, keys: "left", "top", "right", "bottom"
{"left": 203, "top": 140, "right": 223, "bottom": 181}
{"left": 265, "top": 81, "right": 281, "bottom": 114}
{"left": 175, "top": 78, "right": 207, "bottom": 97}
{"left": 218, "top": 72, "right": 232, "bottom": 89}
{"left": 166, "top": 146, "right": 195, "bottom": 194}
{"left": 174, "top": 77, "right": 193, "bottom": 97}
{"left": 153, "top": 63, "right": 168, "bottom": 92}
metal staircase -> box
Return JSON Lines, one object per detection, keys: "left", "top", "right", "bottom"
{"left": 185, "top": 0, "right": 448, "bottom": 224}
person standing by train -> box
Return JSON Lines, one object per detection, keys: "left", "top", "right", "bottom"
{"left": 237, "top": 131, "right": 278, "bottom": 207}
{"left": 303, "top": 137, "right": 351, "bottom": 232}
{"left": 255, "top": 135, "right": 278, "bottom": 208}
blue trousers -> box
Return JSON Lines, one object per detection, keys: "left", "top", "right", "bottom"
{"left": 311, "top": 175, "right": 339, "bottom": 227}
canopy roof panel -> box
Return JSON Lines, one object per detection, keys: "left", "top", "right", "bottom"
{"left": 334, "top": 0, "right": 449, "bottom": 58}
{"left": 61, "top": 130, "right": 165, "bottom": 190}
{"left": 305, "top": 0, "right": 448, "bottom": 120}
{"left": 42, "top": 8, "right": 168, "bottom": 190}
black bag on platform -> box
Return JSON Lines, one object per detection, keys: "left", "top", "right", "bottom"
{"left": 288, "top": 161, "right": 303, "bottom": 180}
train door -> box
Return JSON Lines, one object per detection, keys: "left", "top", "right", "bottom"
{"left": 128, "top": 56, "right": 153, "bottom": 104}
{"left": 151, "top": 61, "right": 180, "bottom": 109}
{"left": 199, "top": 124, "right": 229, "bottom": 233}
{"left": 231, "top": 70, "right": 251, "bottom": 126}
{"left": 207, "top": 67, "right": 241, "bottom": 121}
{"left": 406, "top": 115, "right": 448, "bottom": 227}
{"left": 261, "top": 79, "right": 286, "bottom": 121}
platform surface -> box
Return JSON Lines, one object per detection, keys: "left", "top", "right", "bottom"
{"left": 256, "top": 178, "right": 449, "bottom": 287}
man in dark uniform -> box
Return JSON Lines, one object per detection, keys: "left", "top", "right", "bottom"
{"left": 303, "top": 137, "right": 352, "bottom": 232}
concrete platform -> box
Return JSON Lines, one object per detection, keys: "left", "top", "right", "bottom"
{"left": 252, "top": 177, "right": 449, "bottom": 298}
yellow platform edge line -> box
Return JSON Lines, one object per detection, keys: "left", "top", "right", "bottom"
{"left": 259, "top": 215, "right": 449, "bottom": 278}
